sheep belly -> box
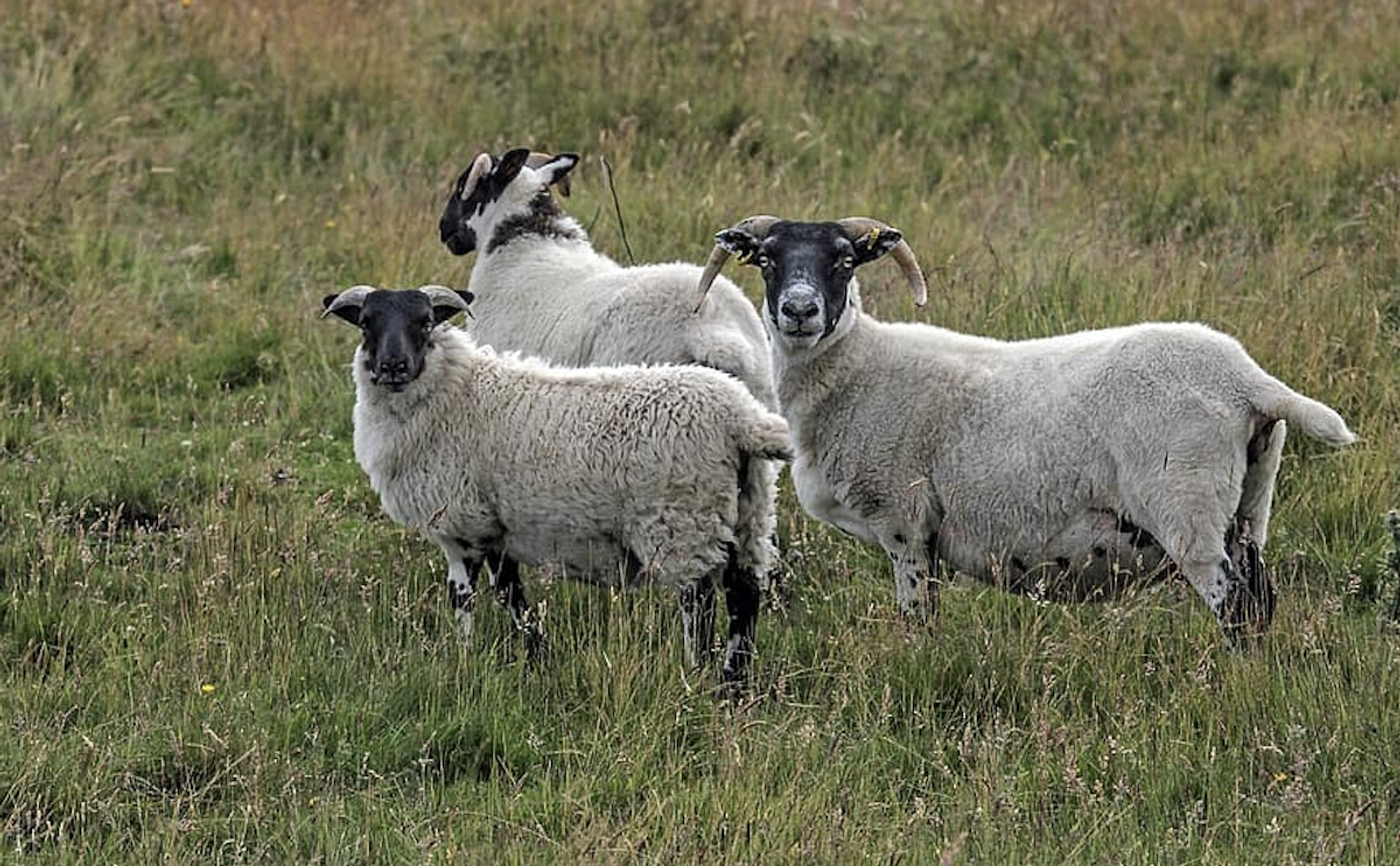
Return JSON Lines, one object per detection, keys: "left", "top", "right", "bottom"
{"left": 965, "top": 509, "right": 1170, "bottom": 602}
{"left": 500, "top": 528, "right": 637, "bottom": 588}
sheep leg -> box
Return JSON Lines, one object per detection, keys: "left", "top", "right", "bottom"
{"left": 487, "top": 552, "right": 547, "bottom": 661}
{"left": 889, "top": 540, "right": 937, "bottom": 621}
{"left": 1155, "top": 464, "right": 1270, "bottom": 647}
{"left": 1220, "top": 518, "right": 1274, "bottom": 644}
{"left": 678, "top": 569, "right": 717, "bottom": 670}
{"left": 1178, "top": 544, "right": 1264, "bottom": 650}
{"left": 721, "top": 550, "right": 761, "bottom": 690}
{"left": 445, "top": 553, "right": 483, "bottom": 648}
{"left": 762, "top": 530, "right": 790, "bottom": 613}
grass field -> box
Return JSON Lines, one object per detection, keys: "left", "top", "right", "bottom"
{"left": 2, "top": 1, "right": 1398, "bottom": 862}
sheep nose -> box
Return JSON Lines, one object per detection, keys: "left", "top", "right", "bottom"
{"left": 378, "top": 356, "right": 410, "bottom": 379}
{"left": 781, "top": 297, "right": 819, "bottom": 321}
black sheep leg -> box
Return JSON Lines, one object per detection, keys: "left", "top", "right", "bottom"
{"left": 721, "top": 546, "right": 761, "bottom": 691}
{"left": 679, "top": 569, "right": 718, "bottom": 670}
{"left": 487, "top": 551, "right": 547, "bottom": 660}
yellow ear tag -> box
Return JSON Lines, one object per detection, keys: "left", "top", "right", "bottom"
{"left": 866, "top": 227, "right": 880, "bottom": 249}
{"left": 736, "top": 250, "right": 754, "bottom": 265}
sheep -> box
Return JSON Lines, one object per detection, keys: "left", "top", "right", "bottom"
{"left": 694, "top": 215, "right": 1356, "bottom": 645}
{"left": 437, "top": 148, "right": 787, "bottom": 595}
{"left": 437, "top": 147, "right": 777, "bottom": 408}
{"left": 321, "top": 284, "right": 792, "bottom": 685}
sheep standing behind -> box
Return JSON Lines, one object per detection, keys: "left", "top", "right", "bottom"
{"left": 437, "top": 148, "right": 776, "bottom": 408}
{"left": 322, "top": 285, "right": 791, "bottom": 686}
{"left": 696, "top": 216, "right": 1356, "bottom": 644}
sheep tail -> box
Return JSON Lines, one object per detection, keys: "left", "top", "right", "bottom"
{"left": 1255, "top": 382, "right": 1357, "bottom": 448}
{"left": 732, "top": 411, "right": 788, "bottom": 580}
{"left": 1238, "top": 418, "right": 1287, "bottom": 549}
{"left": 737, "top": 411, "right": 794, "bottom": 463}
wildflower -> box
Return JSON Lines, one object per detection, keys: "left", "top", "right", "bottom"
{"left": 201, "top": 683, "right": 216, "bottom": 694}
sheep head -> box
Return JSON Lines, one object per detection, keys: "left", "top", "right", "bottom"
{"left": 438, "top": 148, "right": 580, "bottom": 256}
{"left": 695, "top": 217, "right": 928, "bottom": 348}
{"left": 322, "top": 285, "right": 473, "bottom": 392}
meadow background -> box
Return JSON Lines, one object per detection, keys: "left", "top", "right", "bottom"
{"left": 2, "top": 0, "right": 1398, "bottom": 862}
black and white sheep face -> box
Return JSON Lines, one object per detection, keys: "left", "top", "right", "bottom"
{"left": 322, "top": 286, "right": 472, "bottom": 392}
{"left": 438, "top": 148, "right": 579, "bottom": 256}
{"left": 716, "top": 221, "right": 904, "bottom": 349}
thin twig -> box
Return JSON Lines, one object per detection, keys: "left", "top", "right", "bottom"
{"left": 1386, "top": 511, "right": 1400, "bottom": 622}
{"left": 600, "top": 156, "right": 635, "bottom": 265}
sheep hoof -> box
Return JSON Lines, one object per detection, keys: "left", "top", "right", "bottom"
{"left": 717, "top": 633, "right": 755, "bottom": 697}
{"left": 719, "top": 663, "right": 752, "bottom": 701}
{"left": 522, "top": 625, "right": 549, "bottom": 666}
{"left": 899, "top": 590, "right": 939, "bottom": 626}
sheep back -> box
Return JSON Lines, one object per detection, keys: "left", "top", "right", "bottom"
{"left": 469, "top": 259, "right": 776, "bottom": 410}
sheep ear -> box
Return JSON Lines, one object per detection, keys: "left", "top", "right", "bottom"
{"left": 715, "top": 228, "right": 761, "bottom": 263}
{"left": 851, "top": 226, "right": 903, "bottom": 266}
{"left": 536, "top": 153, "right": 579, "bottom": 197}
{"left": 322, "top": 285, "right": 374, "bottom": 324}
{"left": 492, "top": 148, "right": 532, "bottom": 187}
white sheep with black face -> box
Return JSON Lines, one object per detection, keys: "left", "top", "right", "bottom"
{"left": 437, "top": 147, "right": 784, "bottom": 593}
{"left": 696, "top": 216, "right": 1356, "bottom": 644}
{"left": 322, "top": 285, "right": 792, "bottom": 686}
{"left": 437, "top": 147, "right": 777, "bottom": 407}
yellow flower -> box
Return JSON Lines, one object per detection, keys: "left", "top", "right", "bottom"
{"left": 201, "top": 683, "right": 216, "bottom": 694}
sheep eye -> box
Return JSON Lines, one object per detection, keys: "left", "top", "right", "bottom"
{"left": 839, "top": 256, "right": 855, "bottom": 270}
{"left": 756, "top": 255, "right": 770, "bottom": 269}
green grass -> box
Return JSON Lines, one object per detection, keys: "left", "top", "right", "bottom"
{"left": 2, "top": 0, "right": 1398, "bottom": 862}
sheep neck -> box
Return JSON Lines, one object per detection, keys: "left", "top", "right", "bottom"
{"left": 771, "top": 306, "right": 875, "bottom": 443}
{"left": 484, "top": 192, "right": 587, "bottom": 255}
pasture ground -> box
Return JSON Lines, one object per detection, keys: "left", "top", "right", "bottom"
{"left": 1, "top": 1, "right": 1397, "bottom": 862}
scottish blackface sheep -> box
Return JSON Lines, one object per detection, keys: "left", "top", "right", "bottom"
{"left": 696, "top": 216, "right": 1355, "bottom": 644}
{"left": 323, "top": 284, "right": 791, "bottom": 685}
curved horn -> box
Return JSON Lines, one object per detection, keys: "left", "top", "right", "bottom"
{"left": 888, "top": 239, "right": 929, "bottom": 307}
{"left": 693, "top": 214, "right": 782, "bottom": 313}
{"left": 420, "top": 284, "right": 472, "bottom": 316}
{"left": 321, "top": 284, "right": 376, "bottom": 319}
{"left": 837, "top": 217, "right": 929, "bottom": 307}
